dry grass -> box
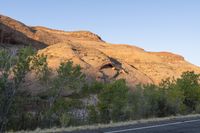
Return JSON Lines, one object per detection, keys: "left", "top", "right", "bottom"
{"left": 10, "top": 113, "right": 200, "bottom": 133}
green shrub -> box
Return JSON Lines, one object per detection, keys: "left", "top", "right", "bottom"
{"left": 97, "top": 79, "right": 129, "bottom": 123}
{"left": 87, "top": 105, "right": 99, "bottom": 124}
{"left": 0, "top": 47, "right": 35, "bottom": 131}
{"left": 176, "top": 71, "right": 200, "bottom": 111}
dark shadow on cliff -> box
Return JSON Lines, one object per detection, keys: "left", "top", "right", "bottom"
{"left": 0, "top": 23, "right": 46, "bottom": 49}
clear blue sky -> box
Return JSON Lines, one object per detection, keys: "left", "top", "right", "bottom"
{"left": 1, "top": 0, "right": 200, "bottom": 66}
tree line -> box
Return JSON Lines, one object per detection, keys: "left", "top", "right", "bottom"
{"left": 0, "top": 47, "right": 200, "bottom": 132}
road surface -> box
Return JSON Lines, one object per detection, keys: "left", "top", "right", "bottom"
{"left": 69, "top": 116, "right": 200, "bottom": 133}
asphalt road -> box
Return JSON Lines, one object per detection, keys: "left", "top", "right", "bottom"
{"left": 69, "top": 116, "right": 200, "bottom": 133}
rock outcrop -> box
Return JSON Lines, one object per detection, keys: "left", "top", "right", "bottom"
{"left": 1, "top": 14, "right": 200, "bottom": 91}
{"left": 38, "top": 40, "right": 200, "bottom": 87}
{"left": 0, "top": 15, "right": 103, "bottom": 49}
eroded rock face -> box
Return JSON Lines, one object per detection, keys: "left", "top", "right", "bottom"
{"left": 0, "top": 15, "right": 103, "bottom": 49}
{"left": 38, "top": 39, "right": 200, "bottom": 88}
{"left": 38, "top": 42, "right": 153, "bottom": 87}
{"left": 1, "top": 14, "right": 200, "bottom": 92}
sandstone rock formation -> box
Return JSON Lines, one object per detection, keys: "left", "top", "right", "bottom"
{"left": 0, "top": 15, "right": 102, "bottom": 48}
{"left": 1, "top": 14, "right": 200, "bottom": 90}
{"left": 38, "top": 41, "right": 200, "bottom": 87}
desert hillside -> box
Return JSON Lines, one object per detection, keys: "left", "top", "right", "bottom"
{"left": 1, "top": 14, "right": 200, "bottom": 88}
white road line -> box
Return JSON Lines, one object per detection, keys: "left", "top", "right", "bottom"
{"left": 104, "top": 119, "right": 200, "bottom": 133}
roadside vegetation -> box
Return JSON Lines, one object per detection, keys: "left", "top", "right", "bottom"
{"left": 0, "top": 47, "right": 200, "bottom": 132}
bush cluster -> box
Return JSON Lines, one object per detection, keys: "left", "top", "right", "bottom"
{"left": 0, "top": 47, "right": 200, "bottom": 132}
{"left": 86, "top": 72, "right": 200, "bottom": 124}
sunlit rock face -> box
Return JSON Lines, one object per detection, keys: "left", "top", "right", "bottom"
{"left": 1, "top": 14, "right": 200, "bottom": 92}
